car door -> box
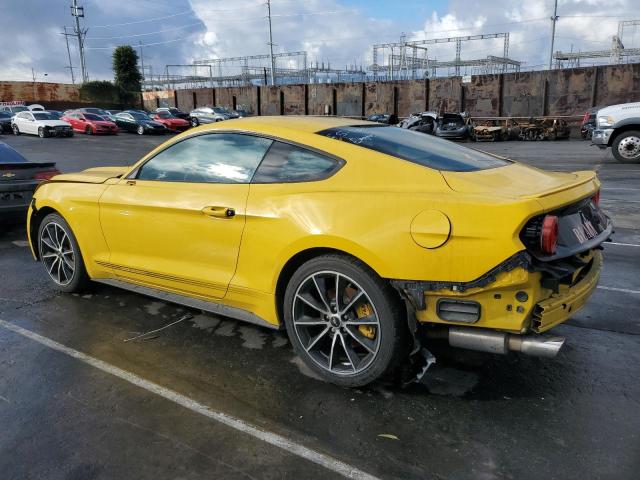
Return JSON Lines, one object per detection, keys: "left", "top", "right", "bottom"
{"left": 19, "top": 112, "right": 37, "bottom": 134}
{"left": 115, "top": 113, "right": 132, "bottom": 131}
{"left": 98, "top": 132, "right": 273, "bottom": 299}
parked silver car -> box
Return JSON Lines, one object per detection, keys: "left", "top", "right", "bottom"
{"left": 188, "top": 107, "right": 233, "bottom": 127}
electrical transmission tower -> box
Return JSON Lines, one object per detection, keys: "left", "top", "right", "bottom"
{"left": 71, "top": 0, "right": 88, "bottom": 83}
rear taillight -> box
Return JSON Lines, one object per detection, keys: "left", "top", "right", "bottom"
{"left": 540, "top": 215, "right": 559, "bottom": 254}
{"left": 592, "top": 190, "right": 600, "bottom": 206}
{"left": 33, "top": 169, "right": 60, "bottom": 180}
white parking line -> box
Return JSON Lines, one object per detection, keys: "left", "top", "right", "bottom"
{"left": 605, "top": 242, "right": 640, "bottom": 247}
{"left": 597, "top": 286, "right": 640, "bottom": 295}
{"left": 0, "top": 319, "right": 379, "bottom": 480}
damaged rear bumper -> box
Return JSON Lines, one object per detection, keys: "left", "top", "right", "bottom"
{"left": 392, "top": 249, "right": 603, "bottom": 335}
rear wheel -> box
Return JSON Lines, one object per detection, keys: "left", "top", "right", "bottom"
{"left": 190, "top": 117, "right": 199, "bottom": 127}
{"left": 37, "top": 213, "right": 89, "bottom": 293}
{"left": 137, "top": 125, "right": 145, "bottom": 135}
{"left": 612, "top": 130, "right": 640, "bottom": 163}
{"left": 283, "top": 254, "right": 408, "bottom": 387}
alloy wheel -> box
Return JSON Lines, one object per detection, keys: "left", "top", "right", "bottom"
{"left": 618, "top": 135, "right": 640, "bottom": 160}
{"left": 39, "top": 222, "right": 76, "bottom": 286}
{"left": 292, "top": 271, "right": 381, "bottom": 376}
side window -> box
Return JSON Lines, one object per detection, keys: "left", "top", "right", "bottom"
{"left": 253, "top": 141, "right": 342, "bottom": 183}
{"left": 136, "top": 133, "right": 273, "bottom": 184}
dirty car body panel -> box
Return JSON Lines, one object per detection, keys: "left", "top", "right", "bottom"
{"left": 27, "top": 116, "right": 610, "bottom": 385}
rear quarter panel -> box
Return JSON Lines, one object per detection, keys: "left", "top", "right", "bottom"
{"left": 233, "top": 133, "right": 542, "bottom": 294}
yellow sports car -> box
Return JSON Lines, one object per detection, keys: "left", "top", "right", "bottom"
{"left": 27, "top": 116, "right": 611, "bottom": 386}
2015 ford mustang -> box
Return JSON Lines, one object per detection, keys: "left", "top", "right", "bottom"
{"left": 26, "top": 116, "right": 612, "bottom": 386}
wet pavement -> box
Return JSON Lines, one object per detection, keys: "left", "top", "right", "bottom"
{"left": 1, "top": 133, "right": 639, "bottom": 479}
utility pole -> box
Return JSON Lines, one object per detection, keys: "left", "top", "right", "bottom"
{"left": 61, "top": 26, "right": 76, "bottom": 84}
{"left": 138, "top": 41, "right": 145, "bottom": 85}
{"left": 71, "top": 0, "right": 88, "bottom": 83}
{"left": 266, "top": 0, "right": 276, "bottom": 86}
{"left": 548, "top": 0, "right": 559, "bottom": 70}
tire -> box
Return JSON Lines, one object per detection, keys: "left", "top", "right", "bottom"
{"left": 137, "top": 125, "right": 145, "bottom": 135}
{"left": 190, "top": 117, "right": 199, "bottom": 127}
{"left": 612, "top": 130, "right": 640, "bottom": 163}
{"left": 37, "top": 213, "right": 90, "bottom": 293}
{"left": 283, "top": 254, "right": 408, "bottom": 387}
{"left": 38, "top": 127, "right": 46, "bottom": 138}
{"left": 85, "top": 125, "right": 93, "bottom": 135}
{"left": 12, "top": 124, "right": 20, "bottom": 135}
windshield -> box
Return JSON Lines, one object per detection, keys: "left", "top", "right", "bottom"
{"left": 156, "top": 112, "right": 173, "bottom": 118}
{"left": 318, "top": 125, "right": 510, "bottom": 172}
{"left": 0, "top": 143, "right": 28, "bottom": 163}
{"left": 46, "top": 111, "right": 62, "bottom": 119}
{"left": 33, "top": 112, "right": 54, "bottom": 121}
{"left": 212, "top": 107, "right": 228, "bottom": 114}
{"left": 11, "top": 106, "right": 28, "bottom": 113}
{"left": 84, "top": 113, "right": 104, "bottom": 121}
{"left": 130, "top": 112, "right": 151, "bottom": 120}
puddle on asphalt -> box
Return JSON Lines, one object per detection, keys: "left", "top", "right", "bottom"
{"left": 191, "top": 313, "right": 220, "bottom": 331}
{"left": 143, "top": 301, "right": 165, "bottom": 315}
{"left": 237, "top": 326, "right": 266, "bottom": 349}
{"left": 289, "top": 356, "right": 323, "bottom": 381}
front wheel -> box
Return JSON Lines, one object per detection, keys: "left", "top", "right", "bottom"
{"left": 85, "top": 125, "right": 93, "bottom": 135}
{"left": 12, "top": 124, "right": 20, "bottom": 135}
{"left": 190, "top": 117, "right": 199, "bottom": 127}
{"left": 37, "top": 213, "right": 90, "bottom": 293}
{"left": 612, "top": 130, "right": 640, "bottom": 163}
{"left": 137, "top": 125, "right": 145, "bottom": 135}
{"left": 38, "top": 127, "right": 46, "bottom": 138}
{"left": 283, "top": 254, "right": 408, "bottom": 387}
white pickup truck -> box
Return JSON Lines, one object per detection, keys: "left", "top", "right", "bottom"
{"left": 592, "top": 102, "right": 640, "bottom": 163}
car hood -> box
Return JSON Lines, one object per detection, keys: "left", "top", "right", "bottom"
{"left": 597, "top": 102, "right": 640, "bottom": 116}
{"left": 442, "top": 162, "right": 599, "bottom": 207}
{"left": 51, "top": 166, "right": 129, "bottom": 184}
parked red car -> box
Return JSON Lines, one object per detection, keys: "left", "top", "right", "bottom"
{"left": 152, "top": 111, "right": 190, "bottom": 132}
{"left": 61, "top": 112, "right": 118, "bottom": 135}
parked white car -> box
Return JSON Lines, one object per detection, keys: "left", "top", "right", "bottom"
{"left": 27, "top": 104, "right": 45, "bottom": 111}
{"left": 12, "top": 111, "right": 73, "bottom": 138}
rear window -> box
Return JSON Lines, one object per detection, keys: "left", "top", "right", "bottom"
{"left": 318, "top": 125, "right": 510, "bottom": 172}
{"left": 84, "top": 113, "right": 103, "bottom": 121}
{"left": 0, "top": 143, "right": 28, "bottom": 163}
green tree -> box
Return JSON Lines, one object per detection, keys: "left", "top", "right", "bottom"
{"left": 112, "top": 45, "right": 142, "bottom": 93}
{"left": 78, "top": 80, "right": 121, "bottom": 103}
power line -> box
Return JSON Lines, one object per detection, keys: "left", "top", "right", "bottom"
{"left": 86, "top": 21, "right": 204, "bottom": 40}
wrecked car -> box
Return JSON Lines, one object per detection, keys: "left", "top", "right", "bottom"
{"left": 399, "top": 112, "right": 438, "bottom": 134}
{"left": 28, "top": 116, "right": 611, "bottom": 387}
{"left": 435, "top": 113, "right": 470, "bottom": 140}
{"left": 471, "top": 119, "right": 519, "bottom": 142}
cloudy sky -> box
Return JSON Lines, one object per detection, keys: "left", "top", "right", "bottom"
{"left": 1, "top": 0, "right": 638, "bottom": 84}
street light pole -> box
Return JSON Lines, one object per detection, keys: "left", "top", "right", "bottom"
{"left": 548, "top": 0, "right": 559, "bottom": 70}
{"left": 266, "top": 0, "right": 276, "bottom": 86}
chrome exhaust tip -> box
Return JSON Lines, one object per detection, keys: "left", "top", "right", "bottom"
{"left": 448, "top": 327, "right": 564, "bottom": 358}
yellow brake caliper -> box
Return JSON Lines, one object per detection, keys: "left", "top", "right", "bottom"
{"left": 356, "top": 303, "right": 376, "bottom": 339}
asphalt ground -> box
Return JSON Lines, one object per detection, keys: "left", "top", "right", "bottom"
{"left": 0, "top": 130, "right": 638, "bottom": 480}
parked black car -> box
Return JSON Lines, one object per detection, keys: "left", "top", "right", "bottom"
{"left": 0, "top": 141, "right": 60, "bottom": 220}
{"left": 367, "top": 113, "right": 399, "bottom": 125}
{"left": 157, "top": 107, "right": 190, "bottom": 120}
{"left": 114, "top": 110, "right": 167, "bottom": 135}
{"left": 435, "top": 112, "right": 470, "bottom": 140}
{"left": 0, "top": 112, "right": 12, "bottom": 133}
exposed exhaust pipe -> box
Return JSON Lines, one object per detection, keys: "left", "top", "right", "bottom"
{"left": 448, "top": 327, "right": 565, "bottom": 358}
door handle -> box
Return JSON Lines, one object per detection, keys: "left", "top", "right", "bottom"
{"left": 201, "top": 206, "right": 235, "bottom": 218}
